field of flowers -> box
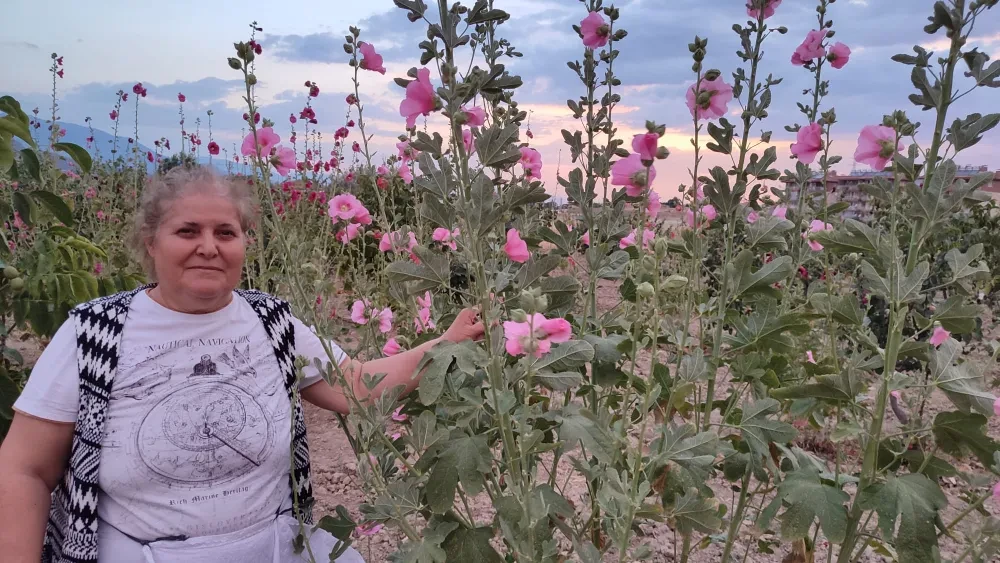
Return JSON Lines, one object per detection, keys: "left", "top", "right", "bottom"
{"left": 2, "top": 0, "right": 1000, "bottom": 561}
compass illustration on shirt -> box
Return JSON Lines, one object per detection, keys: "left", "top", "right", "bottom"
{"left": 136, "top": 380, "right": 273, "bottom": 486}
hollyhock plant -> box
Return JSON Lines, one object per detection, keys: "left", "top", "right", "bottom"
{"left": 207, "top": 142, "right": 220, "bottom": 155}
{"left": 462, "top": 105, "right": 486, "bottom": 127}
{"left": 503, "top": 313, "right": 573, "bottom": 358}
{"left": 854, "top": 125, "right": 904, "bottom": 171}
{"left": 792, "top": 30, "right": 827, "bottom": 66}
{"left": 358, "top": 42, "right": 386, "bottom": 74}
{"left": 746, "top": 0, "right": 781, "bottom": 19}
{"left": 241, "top": 127, "right": 280, "bottom": 158}
{"left": 504, "top": 229, "right": 530, "bottom": 263}
{"left": 328, "top": 193, "right": 367, "bottom": 222}
{"left": 686, "top": 76, "right": 734, "bottom": 121}
{"left": 632, "top": 132, "right": 659, "bottom": 162}
{"left": 828, "top": 42, "right": 851, "bottom": 69}
{"left": 611, "top": 154, "right": 656, "bottom": 197}
{"left": 398, "top": 162, "right": 413, "bottom": 184}
{"left": 400, "top": 68, "right": 437, "bottom": 128}
{"left": 619, "top": 228, "right": 655, "bottom": 250}
{"left": 804, "top": 220, "right": 833, "bottom": 251}
{"left": 432, "top": 227, "right": 460, "bottom": 250}
{"left": 580, "top": 11, "right": 610, "bottom": 49}
{"left": 382, "top": 338, "right": 402, "bottom": 357}
{"left": 790, "top": 122, "right": 824, "bottom": 164}
{"left": 178, "top": 93, "right": 186, "bottom": 102}
{"left": 929, "top": 325, "right": 951, "bottom": 347}
{"left": 519, "top": 147, "right": 542, "bottom": 180}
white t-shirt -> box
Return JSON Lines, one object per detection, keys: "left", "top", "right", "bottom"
{"left": 14, "top": 290, "right": 347, "bottom": 546}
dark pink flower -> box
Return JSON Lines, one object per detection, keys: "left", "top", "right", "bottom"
{"left": 93, "top": 262, "right": 103, "bottom": 275}
{"left": 580, "top": 11, "right": 610, "bottom": 49}
{"left": 611, "top": 154, "right": 656, "bottom": 197}
{"left": 177, "top": 93, "right": 186, "bottom": 103}
{"left": 462, "top": 106, "right": 486, "bottom": 127}
{"left": 57, "top": 69, "right": 64, "bottom": 79}
{"left": 854, "top": 125, "right": 903, "bottom": 171}
{"left": 309, "top": 84, "right": 320, "bottom": 97}
{"left": 792, "top": 30, "right": 827, "bottom": 66}
{"left": 352, "top": 141, "right": 361, "bottom": 153}
{"left": 632, "top": 132, "right": 659, "bottom": 162}
{"left": 746, "top": 0, "right": 781, "bottom": 19}
{"left": 241, "top": 127, "right": 280, "bottom": 157}
{"left": 289, "top": 113, "right": 297, "bottom": 124}
{"left": 358, "top": 42, "right": 386, "bottom": 74}
{"left": 109, "top": 110, "right": 118, "bottom": 120}
{"left": 519, "top": 147, "right": 542, "bottom": 180}
{"left": 207, "top": 141, "right": 220, "bottom": 155}
{"left": 504, "top": 229, "right": 530, "bottom": 263}
{"left": 828, "top": 42, "right": 851, "bottom": 69}
{"left": 272, "top": 146, "right": 296, "bottom": 176}
{"left": 686, "top": 76, "right": 734, "bottom": 121}
{"left": 346, "top": 94, "right": 358, "bottom": 106}
{"left": 146, "top": 151, "right": 153, "bottom": 163}
{"left": 790, "top": 122, "right": 824, "bottom": 164}
{"left": 400, "top": 68, "right": 436, "bottom": 129}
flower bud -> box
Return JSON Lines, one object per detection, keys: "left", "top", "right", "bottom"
{"left": 656, "top": 146, "right": 670, "bottom": 160}
{"left": 636, "top": 282, "right": 655, "bottom": 299}
{"left": 247, "top": 74, "right": 258, "bottom": 86}
{"left": 228, "top": 58, "right": 243, "bottom": 70}
{"left": 9, "top": 278, "right": 24, "bottom": 291}
{"left": 300, "top": 263, "right": 319, "bottom": 274}
{"left": 776, "top": 26, "right": 788, "bottom": 34}
{"left": 3, "top": 266, "right": 19, "bottom": 279}
{"left": 663, "top": 274, "right": 688, "bottom": 292}
{"left": 510, "top": 309, "right": 528, "bottom": 323}
{"left": 704, "top": 69, "right": 722, "bottom": 81}
{"left": 641, "top": 255, "right": 657, "bottom": 273}
{"left": 654, "top": 238, "right": 670, "bottom": 257}
{"left": 344, "top": 44, "right": 354, "bottom": 54}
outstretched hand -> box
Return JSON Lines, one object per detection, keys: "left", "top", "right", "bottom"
{"left": 441, "top": 308, "right": 485, "bottom": 343}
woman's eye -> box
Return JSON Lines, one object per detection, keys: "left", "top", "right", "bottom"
{"left": 218, "top": 230, "right": 237, "bottom": 238}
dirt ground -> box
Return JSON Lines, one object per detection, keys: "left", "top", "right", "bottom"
{"left": 10, "top": 277, "right": 999, "bottom": 562}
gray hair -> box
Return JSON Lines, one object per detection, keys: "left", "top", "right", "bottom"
{"left": 130, "top": 167, "right": 258, "bottom": 280}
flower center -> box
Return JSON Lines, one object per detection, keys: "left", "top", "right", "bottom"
{"left": 632, "top": 170, "right": 649, "bottom": 188}
{"left": 877, "top": 139, "right": 897, "bottom": 159}
{"left": 598, "top": 24, "right": 610, "bottom": 38}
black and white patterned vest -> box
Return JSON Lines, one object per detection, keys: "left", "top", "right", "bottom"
{"left": 41, "top": 286, "right": 316, "bottom": 563}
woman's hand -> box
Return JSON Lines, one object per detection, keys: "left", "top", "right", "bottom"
{"left": 441, "top": 307, "right": 485, "bottom": 343}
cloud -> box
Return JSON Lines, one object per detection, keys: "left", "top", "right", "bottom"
{"left": 0, "top": 40, "right": 39, "bottom": 50}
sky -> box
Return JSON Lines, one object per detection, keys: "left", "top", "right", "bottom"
{"left": 3, "top": 0, "right": 999, "bottom": 199}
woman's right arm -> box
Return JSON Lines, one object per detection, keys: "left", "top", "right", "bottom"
{"left": 0, "top": 412, "right": 74, "bottom": 562}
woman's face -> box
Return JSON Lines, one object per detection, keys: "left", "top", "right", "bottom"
{"left": 147, "top": 191, "right": 245, "bottom": 301}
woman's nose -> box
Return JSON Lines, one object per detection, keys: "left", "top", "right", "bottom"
{"left": 195, "top": 233, "right": 219, "bottom": 257}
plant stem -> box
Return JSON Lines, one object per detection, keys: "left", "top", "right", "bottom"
{"left": 720, "top": 471, "right": 751, "bottom": 562}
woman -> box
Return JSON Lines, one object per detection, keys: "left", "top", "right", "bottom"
{"left": 0, "top": 167, "right": 483, "bottom": 563}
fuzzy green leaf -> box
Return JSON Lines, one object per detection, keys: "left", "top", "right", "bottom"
{"left": 776, "top": 466, "right": 850, "bottom": 542}
{"left": 669, "top": 489, "right": 722, "bottom": 535}
{"left": 727, "top": 250, "right": 794, "bottom": 301}
{"left": 442, "top": 526, "right": 503, "bottom": 563}
{"left": 52, "top": 142, "right": 93, "bottom": 174}
{"left": 533, "top": 340, "right": 594, "bottom": 372}
{"left": 738, "top": 398, "right": 797, "bottom": 468}
{"left": 858, "top": 474, "right": 948, "bottom": 563}
{"left": 553, "top": 405, "right": 615, "bottom": 464}
{"left": 424, "top": 433, "right": 491, "bottom": 513}
{"left": 930, "top": 338, "right": 997, "bottom": 416}
{"left": 932, "top": 411, "right": 1000, "bottom": 466}
{"left": 745, "top": 215, "right": 794, "bottom": 251}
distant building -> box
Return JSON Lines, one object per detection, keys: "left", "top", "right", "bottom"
{"left": 784, "top": 165, "right": 1000, "bottom": 221}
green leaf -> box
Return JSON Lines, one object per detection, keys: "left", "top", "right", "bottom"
{"left": 51, "top": 142, "right": 93, "bottom": 175}
{"left": 669, "top": 489, "right": 722, "bottom": 535}
{"left": 650, "top": 423, "right": 719, "bottom": 483}
{"left": 0, "top": 370, "right": 21, "bottom": 419}
{"left": 534, "top": 371, "right": 583, "bottom": 391}
{"left": 677, "top": 351, "right": 711, "bottom": 382}
{"left": 389, "top": 518, "right": 457, "bottom": 563}
{"left": 738, "top": 398, "right": 797, "bottom": 468}
{"left": 809, "top": 293, "right": 865, "bottom": 326}
{"left": 776, "top": 466, "right": 850, "bottom": 542}
{"left": 513, "top": 255, "right": 560, "bottom": 290}
{"left": 932, "top": 411, "right": 999, "bottom": 466}
{"left": 812, "top": 220, "right": 885, "bottom": 268}
{"left": 410, "top": 410, "right": 448, "bottom": 454}
{"left": 11, "top": 191, "right": 35, "bottom": 226}
{"left": 467, "top": 175, "right": 502, "bottom": 237}
{"left": 745, "top": 215, "right": 794, "bottom": 251}
{"left": 533, "top": 340, "right": 594, "bottom": 372}
{"left": 727, "top": 250, "right": 794, "bottom": 301}
{"left": 596, "top": 250, "right": 630, "bottom": 280}
{"left": 553, "top": 405, "right": 615, "bottom": 464}
{"left": 0, "top": 96, "right": 36, "bottom": 148}
{"left": 932, "top": 295, "right": 980, "bottom": 334}
{"left": 475, "top": 124, "right": 521, "bottom": 168}
{"left": 858, "top": 474, "right": 948, "bottom": 563}
{"left": 313, "top": 506, "right": 356, "bottom": 542}
{"left": 0, "top": 132, "right": 14, "bottom": 173}
{"left": 583, "top": 334, "right": 628, "bottom": 365}
{"left": 385, "top": 246, "right": 450, "bottom": 294}
{"left": 442, "top": 526, "right": 503, "bottom": 563}
{"left": 414, "top": 340, "right": 486, "bottom": 405}
{"left": 770, "top": 365, "right": 862, "bottom": 403}
{"left": 860, "top": 260, "right": 929, "bottom": 303}
{"left": 539, "top": 275, "right": 579, "bottom": 315}
{"left": 930, "top": 338, "right": 997, "bottom": 416}
{"left": 944, "top": 244, "right": 990, "bottom": 286}
{"left": 19, "top": 149, "right": 41, "bottom": 183}
{"left": 424, "top": 433, "right": 491, "bottom": 513}
{"left": 725, "top": 301, "right": 810, "bottom": 354}
{"left": 31, "top": 191, "right": 74, "bottom": 227}
{"left": 947, "top": 113, "right": 1000, "bottom": 152}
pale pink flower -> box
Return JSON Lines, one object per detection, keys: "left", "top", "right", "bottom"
{"left": 350, "top": 300, "right": 371, "bottom": 324}
{"left": 746, "top": 0, "right": 782, "bottom": 19}
{"left": 416, "top": 291, "right": 433, "bottom": 309}
{"left": 377, "top": 164, "right": 390, "bottom": 177}
{"left": 519, "top": 147, "right": 542, "bottom": 180}
{"left": 93, "top": 262, "right": 104, "bottom": 276}
{"left": 854, "top": 125, "right": 904, "bottom": 171}
{"left": 376, "top": 307, "right": 393, "bottom": 333}
{"left": 398, "top": 162, "right": 413, "bottom": 185}
{"left": 400, "top": 68, "right": 436, "bottom": 129}
{"left": 792, "top": 30, "right": 827, "bottom": 66}
{"left": 646, "top": 190, "right": 661, "bottom": 216}
{"left": 391, "top": 405, "right": 407, "bottom": 422}
{"left": 379, "top": 230, "right": 417, "bottom": 254}
{"left": 415, "top": 307, "right": 436, "bottom": 333}
{"left": 684, "top": 205, "right": 717, "bottom": 229}
{"left": 580, "top": 11, "right": 610, "bottom": 49}
{"left": 632, "top": 133, "right": 659, "bottom": 162}
{"left": 806, "top": 351, "right": 816, "bottom": 364}
{"left": 703, "top": 204, "right": 718, "bottom": 222}
{"left": 790, "top": 122, "right": 824, "bottom": 165}
{"left": 581, "top": 230, "right": 591, "bottom": 246}
{"left": 829, "top": 42, "right": 851, "bottom": 69}
{"left": 338, "top": 222, "right": 362, "bottom": 244}
{"left": 462, "top": 105, "right": 486, "bottom": 127}
{"left": 328, "top": 193, "right": 365, "bottom": 222}
{"left": 994, "top": 397, "right": 1000, "bottom": 417}
{"left": 611, "top": 154, "right": 656, "bottom": 197}
{"left": 686, "top": 76, "right": 734, "bottom": 121}
{"left": 354, "top": 205, "right": 373, "bottom": 225}
{"left": 504, "top": 229, "right": 530, "bottom": 263}
{"left": 804, "top": 219, "right": 832, "bottom": 251}
{"left": 272, "top": 146, "right": 296, "bottom": 176}
{"left": 462, "top": 128, "right": 475, "bottom": 155}
{"left": 390, "top": 432, "right": 401, "bottom": 440}
{"left": 357, "top": 522, "right": 384, "bottom": 537}
{"left": 84, "top": 187, "right": 97, "bottom": 199}
{"left": 747, "top": 210, "right": 759, "bottom": 224}
{"left": 503, "top": 313, "right": 573, "bottom": 358}
{"left": 240, "top": 127, "right": 280, "bottom": 157}
{"left": 96, "top": 211, "right": 105, "bottom": 221}
{"left": 432, "top": 227, "right": 460, "bottom": 251}
{"left": 619, "top": 228, "right": 655, "bottom": 250}
{"left": 358, "top": 42, "right": 386, "bottom": 74}
{"left": 772, "top": 206, "right": 788, "bottom": 220}
{"left": 929, "top": 325, "right": 950, "bottom": 347}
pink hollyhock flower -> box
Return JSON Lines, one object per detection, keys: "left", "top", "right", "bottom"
{"left": 397, "top": 140, "right": 417, "bottom": 161}
{"left": 526, "top": 129, "right": 534, "bottom": 139}
{"left": 93, "top": 262, "right": 104, "bottom": 275}
{"left": 462, "top": 128, "right": 475, "bottom": 155}
{"left": 855, "top": 125, "right": 904, "bottom": 171}
{"left": 580, "top": 11, "right": 610, "bottom": 49}
{"left": 207, "top": 141, "right": 220, "bottom": 155}
{"left": 804, "top": 219, "right": 832, "bottom": 251}
{"left": 375, "top": 307, "right": 393, "bottom": 333}
{"left": 415, "top": 307, "right": 436, "bottom": 333}
{"left": 84, "top": 187, "right": 96, "bottom": 199}
{"left": 746, "top": 0, "right": 781, "bottom": 19}
{"left": 829, "top": 42, "right": 851, "bottom": 69}
{"left": 504, "top": 229, "right": 530, "bottom": 263}
{"left": 686, "top": 76, "right": 734, "bottom": 121}
{"left": 581, "top": 230, "right": 591, "bottom": 246}
{"left": 632, "top": 133, "right": 659, "bottom": 162}
{"left": 503, "top": 313, "right": 573, "bottom": 358}
{"left": 358, "top": 42, "right": 386, "bottom": 74}
{"left": 416, "top": 291, "right": 433, "bottom": 310}
{"left": 357, "top": 522, "right": 384, "bottom": 537}
{"left": 346, "top": 94, "right": 358, "bottom": 106}
{"left": 519, "top": 147, "right": 542, "bottom": 180}
{"left": 391, "top": 405, "right": 407, "bottom": 422}
{"left": 379, "top": 230, "right": 417, "bottom": 253}
{"left": 432, "top": 227, "right": 460, "bottom": 250}
{"left": 177, "top": 93, "right": 186, "bottom": 103}
{"left": 272, "top": 146, "right": 296, "bottom": 176}
{"left": 382, "top": 338, "right": 401, "bottom": 357}
{"left": 703, "top": 204, "right": 718, "bottom": 222}
{"left": 400, "top": 68, "right": 436, "bottom": 129}
{"left": 350, "top": 300, "right": 370, "bottom": 324}
{"left": 684, "top": 205, "right": 716, "bottom": 229}
{"left": 994, "top": 396, "right": 1000, "bottom": 417}
{"left": 791, "top": 122, "right": 824, "bottom": 164}
{"left": 110, "top": 110, "right": 118, "bottom": 120}
{"left": 340, "top": 222, "right": 362, "bottom": 244}
{"left": 772, "top": 206, "right": 788, "bottom": 220}
{"left": 398, "top": 162, "right": 413, "bottom": 184}
{"left": 309, "top": 84, "right": 320, "bottom": 98}
{"left": 377, "top": 164, "right": 390, "bottom": 177}
{"left": 792, "top": 30, "right": 827, "bottom": 66}
{"left": 747, "top": 210, "right": 759, "bottom": 224}
{"left": 647, "top": 190, "right": 662, "bottom": 216}
{"left": 993, "top": 481, "right": 1000, "bottom": 504}
{"left": 353, "top": 204, "right": 372, "bottom": 226}
{"left": 462, "top": 106, "right": 486, "bottom": 127}
{"left": 241, "top": 127, "right": 280, "bottom": 157}
{"left": 620, "top": 228, "right": 655, "bottom": 250}
{"left": 328, "top": 193, "right": 365, "bottom": 221}
{"left": 352, "top": 141, "right": 361, "bottom": 153}
{"left": 289, "top": 113, "right": 297, "bottom": 124}
{"left": 929, "top": 325, "right": 950, "bottom": 347}
{"left": 146, "top": 151, "right": 153, "bottom": 163}
{"left": 611, "top": 154, "right": 656, "bottom": 197}
{"left": 132, "top": 83, "right": 144, "bottom": 95}
{"left": 806, "top": 351, "right": 816, "bottom": 364}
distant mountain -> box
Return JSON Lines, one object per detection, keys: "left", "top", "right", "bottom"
{"left": 14, "top": 122, "right": 158, "bottom": 172}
